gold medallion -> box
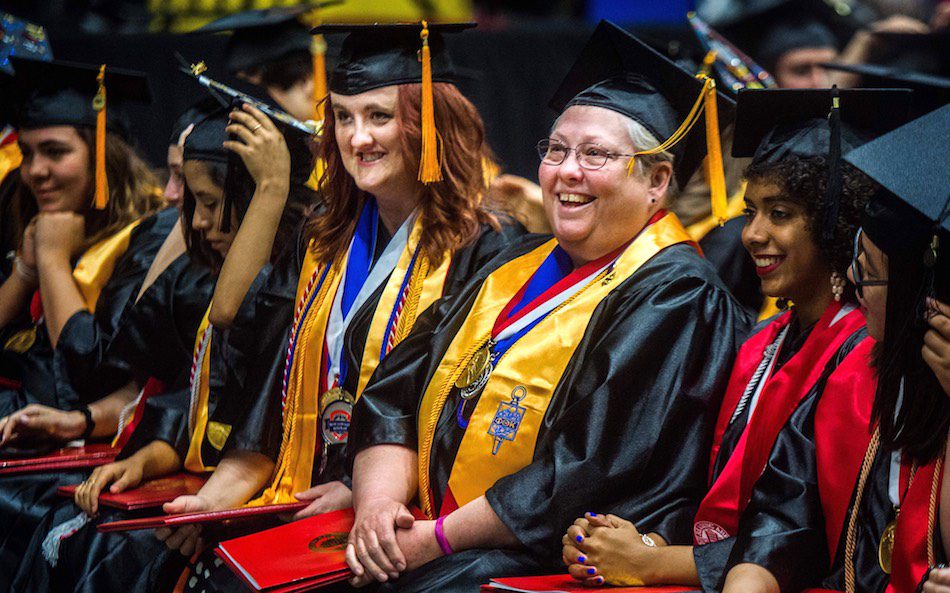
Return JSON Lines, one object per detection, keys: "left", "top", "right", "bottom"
{"left": 878, "top": 519, "right": 896, "bottom": 574}
{"left": 206, "top": 421, "right": 232, "bottom": 451}
{"left": 4, "top": 327, "right": 36, "bottom": 354}
{"left": 455, "top": 344, "right": 492, "bottom": 390}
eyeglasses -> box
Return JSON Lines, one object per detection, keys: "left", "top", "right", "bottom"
{"left": 536, "top": 139, "right": 634, "bottom": 171}
{"left": 850, "top": 228, "right": 888, "bottom": 298}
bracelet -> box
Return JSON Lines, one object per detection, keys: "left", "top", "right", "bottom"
{"left": 641, "top": 533, "right": 657, "bottom": 547}
{"left": 14, "top": 256, "right": 37, "bottom": 283}
{"left": 434, "top": 516, "right": 454, "bottom": 556}
{"left": 77, "top": 406, "right": 95, "bottom": 440}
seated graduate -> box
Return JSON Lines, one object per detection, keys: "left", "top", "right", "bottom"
{"left": 559, "top": 87, "right": 912, "bottom": 589}
{"left": 157, "top": 21, "right": 524, "bottom": 580}
{"left": 0, "top": 57, "right": 173, "bottom": 586}
{"left": 719, "top": 103, "right": 950, "bottom": 593}
{"left": 341, "top": 20, "right": 750, "bottom": 592}
{"left": 9, "top": 102, "right": 313, "bottom": 593}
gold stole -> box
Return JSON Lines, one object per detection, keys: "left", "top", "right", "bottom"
{"left": 416, "top": 213, "right": 694, "bottom": 518}
{"left": 0, "top": 142, "right": 22, "bottom": 184}
{"left": 73, "top": 220, "right": 141, "bottom": 312}
{"left": 251, "top": 222, "right": 450, "bottom": 505}
{"left": 356, "top": 218, "right": 450, "bottom": 398}
{"left": 183, "top": 306, "right": 217, "bottom": 472}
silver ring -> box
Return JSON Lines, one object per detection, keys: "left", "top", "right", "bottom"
{"left": 641, "top": 534, "right": 656, "bottom": 547}
{"left": 251, "top": 124, "right": 263, "bottom": 133}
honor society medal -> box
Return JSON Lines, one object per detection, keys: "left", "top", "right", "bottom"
{"left": 320, "top": 388, "right": 355, "bottom": 445}
{"left": 878, "top": 519, "right": 896, "bottom": 574}
{"left": 455, "top": 342, "right": 494, "bottom": 398}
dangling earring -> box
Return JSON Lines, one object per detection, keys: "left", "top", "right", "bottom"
{"left": 830, "top": 271, "right": 845, "bottom": 302}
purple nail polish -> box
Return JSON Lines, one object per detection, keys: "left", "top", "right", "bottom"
{"left": 597, "top": 576, "right": 605, "bottom": 584}
{"left": 578, "top": 555, "right": 586, "bottom": 563}
{"left": 587, "top": 568, "right": 596, "bottom": 575}
{"left": 575, "top": 535, "right": 583, "bottom": 543}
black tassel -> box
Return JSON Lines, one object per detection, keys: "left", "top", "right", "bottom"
{"left": 823, "top": 86, "right": 843, "bottom": 244}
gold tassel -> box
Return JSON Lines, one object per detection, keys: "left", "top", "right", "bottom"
{"left": 311, "top": 34, "right": 328, "bottom": 121}
{"left": 418, "top": 20, "right": 443, "bottom": 184}
{"left": 625, "top": 77, "right": 709, "bottom": 176}
{"left": 703, "top": 78, "right": 728, "bottom": 226}
{"left": 93, "top": 64, "right": 108, "bottom": 210}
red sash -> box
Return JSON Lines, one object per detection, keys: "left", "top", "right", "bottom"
{"left": 693, "top": 302, "right": 865, "bottom": 544}
{"left": 814, "top": 337, "right": 877, "bottom": 559}
{"left": 112, "top": 377, "right": 166, "bottom": 450}
{"left": 887, "top": 452, "right": 943, "bottom": 593}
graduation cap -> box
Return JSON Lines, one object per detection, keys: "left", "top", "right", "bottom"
{"left": 313, "top": 21, "right": 475, "bottom": 184}
{"left": 182, "top": 106, "right": 229, "bottom": 165}
{"left": 549, "top": 20, "right": 736, "bottom": 223}
{"left": 846, "top": 104, "right": 950, "bottom": 264}
{"left": 10, "top": 57, "right": 151, "bottom": 209}
{"left": 720, "top": 0, "right": 852, "bottom": 73}
{"left": 822, "top": 62, "right": 950, "bottom": 118}
{"left": 733, "top": 87, "right": 912, "bottom": 241}
{"left": 196, "top": 5, "right": 315, "bottom": 74}
{"left": 1, "top": 12, "right": 53, "bottom": 75}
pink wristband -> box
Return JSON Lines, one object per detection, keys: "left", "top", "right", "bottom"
{"left": 434, "top": 516, "right": 454, "bottom": 556}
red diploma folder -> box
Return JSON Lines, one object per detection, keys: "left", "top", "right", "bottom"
{"left": 58, "top": 473, "right": 208, "bottom": 511}
{"left": 0, "top": 444, "right": 117, "bottom": 475}
{"left": 481, "top": 575, "right": 697, "bottom": 592}
{"left": 96, "top": 501, "right": 309, "bottom": 532}
{"left": 214, "top": 507, "right": 428, "bottom": 592}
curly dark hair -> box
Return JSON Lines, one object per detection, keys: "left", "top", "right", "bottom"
{"left": 743, "top": 154, "right": 875, "bottom": 302}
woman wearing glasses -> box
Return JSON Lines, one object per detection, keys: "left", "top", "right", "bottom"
{"left": 559, "top": 88, "right": 909, "bottom": 589}
{"left": 716, "top": 105, "right": 950, "bottom": 593}
{"left": 342, "top": 23, "right": 747, "bottom": 592}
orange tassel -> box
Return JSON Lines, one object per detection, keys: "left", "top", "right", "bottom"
{"left": 311, "top": 34, "right": 328, "bottom": 121}
{"left": 93, "top": 64, "right": 108, "bottom": 210}
{"left": 418, "top": 20, "right": 442, "bottom": 184}
{"left": 703, "top": 78, "right": 727, "bottom": 226}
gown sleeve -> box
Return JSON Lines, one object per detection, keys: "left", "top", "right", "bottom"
{"left": 699, "top": 217, "right": 761, "bottom": 318}
{"left": 53, "top": 208, "right": 179, "bottom": 403}
{"left": 484, "top": 247, "right": 748, "bottom": 561}
{"left": 116, "top": 388, "right": 191, "bottom": 461}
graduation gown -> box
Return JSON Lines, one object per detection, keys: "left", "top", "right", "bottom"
{"left": 178, "top": 217, "right": 525, "bottom": 593}
{"left": 0, "top": 207, "right": 179, "bottom": 417}
{"left": 1, "top": 236, "right": 215, "bottom": 593}
{"left": 347, "top": 218, "right": 749, "bottom": 592}
{"left": 692, "top": 317, "right": 867, "bottom": 592}
{"left": 714, "top": 335, "right": 945, "bottom": 593}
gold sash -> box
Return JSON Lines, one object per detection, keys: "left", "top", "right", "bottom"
{"left": 73, "top": 220, "right": 141, "bottom": 312}
{"left": 253, "top": 221, "right": 450, "bottom": 505}
{"left": 184, "top": 306, "right": 216, "bottom": 472}
{"left": 357, "top": 218, "right": 450, "bottom": 398}
{"left": 416, "top": 213, "right": 694, "bottom": 518}
{"left": 685, "top": 182, "right": 746, "bottom": 242}
{"left": 0, "top": 142, "right": 22, "bottom": 184}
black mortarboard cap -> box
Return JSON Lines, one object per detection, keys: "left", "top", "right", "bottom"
{"left": 196, "top": 5, "right": 315, "bottom": 74}
{"left": 1, "top": 12, "right": 53, "bottom": 75}
{"left": 733, "top": 87, "right": 912, "bottom": 241}
{"left": 720, "top": 0, "right": 848, "bottom": 73}
{"left": 313, "top": 22, "right": 473, "bottom": 95}
{"left": 846, "top": 104, "right": 950, "bottom": 260}
{"left": 182, "top": 106, "right": 229, "bottom": 165}
{"left": 822, "top": 62, "right": 950, "bottom": 118}
{"left": 9, "top": 57, "right": 150, "bottom": 139}
{"left": 549, "top": 20, "right": 736, "bottom": 190}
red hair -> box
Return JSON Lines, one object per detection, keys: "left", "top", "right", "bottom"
{"left": 308, "top": 82, "right": 499, "bottom": 266}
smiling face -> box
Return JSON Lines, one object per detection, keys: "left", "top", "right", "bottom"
{"left": 183, "top": 160, "right": 237, "bottom": 258}
{"left": 18, "top": 126, "right": 93, "bottom": 213}
{"left": 538, "top": 105, "right": 671, "bottom": 267}
{"left": 330, "top": 86, "right": 417, "bottom": 203}
{"left": 742, "top": 179, "right": 831, "bottom": 306}
{"left": 848, "top": 232, "right": 888, "bottom": 340}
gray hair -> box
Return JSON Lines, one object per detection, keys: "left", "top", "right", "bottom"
{"left": 550, "top": 110, "right": 678, "bottom": 197}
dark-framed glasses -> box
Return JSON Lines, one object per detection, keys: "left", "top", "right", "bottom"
{"left": 536, "top": 139, "right": 634, "bottom": 171}
{"left": 850, "top": 228, "right": 888, "bottom": 299}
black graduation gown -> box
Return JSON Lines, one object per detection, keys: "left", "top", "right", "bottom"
{"left": 179, "top": 221, "right": 526, "bottom": 593}
{"left": 347, "top": 236, "right": 750, "bottom": 593}
{"left": 3, "top": 247, "right": 215, "bottom": 593}
{"left": 698, "top": 217, "right": 762, "bottom": 318}
{"left": 700, "top": 331, "right": 938, "bottom": 593}
{"left": 0, "top": 207, "right": 179, "bottom": 417}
